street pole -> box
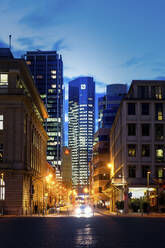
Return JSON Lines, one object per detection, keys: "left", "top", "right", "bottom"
{"left": 43, "top": 179, "right": 45, "bottom": 215}
{"left": 147, "top": 171, "right": 151, "bottom": 213}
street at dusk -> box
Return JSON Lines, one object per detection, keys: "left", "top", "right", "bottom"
{"left": 0, "top": 214, "right": 165, "bottom": 248}
{"left": 1, "top": 1, "right": 165, "bottom": 247}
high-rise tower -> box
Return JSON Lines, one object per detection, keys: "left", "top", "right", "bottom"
{"left": 68, "top": 77, "right": 95, "bottom": 192}
{"left": 25, "top": 51, "right": 64, "bottom": 169}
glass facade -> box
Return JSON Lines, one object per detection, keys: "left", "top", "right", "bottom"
{"left": 25, "top": 51, "right": 64, "bottom": 168}
{"left": 68, "top": 77, "right": 95, "bottom": 191}
{"left": 98, "top": 84, "right": 127, "bottom": 128}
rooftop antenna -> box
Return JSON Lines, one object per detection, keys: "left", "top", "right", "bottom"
{"left": 9, "top": 35, "right": 12, "bottom": 49}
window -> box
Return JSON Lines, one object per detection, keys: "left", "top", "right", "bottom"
{"left": 0, "top": 115, "right": 3, "bottom": 130}
{"left": 0, "top": 74, "right": 8, "bottom": 87}
{"left": 128, "top": 103, "right": 136, "bottom": 115}
{"left": 128, "top": 144, "right": 136, "bottom": 157}
{"left": 155, "top": 103, "right": 163, "bottom": 120}
{"left": 128, "top": 166, "right": 136, "bottom": 178}
{"left": 152, "top": 86, "right": 163, "bottom": 99}
{"left": 141, "top": 124, "right": 150, "bottom": 136}
{"left": 142, "top": 166, "right": 150, "bottom": 178}
{"left": 155, "top": 145, "right": 164, "bottom": 162}
{"left": 141, "top": 144, "right": 150, "bottom": 157}
{"left": 128, "top": 124, "right": 136, "bottom": 136}
{"left": 157, "top": 168, "right": 164, "bottom": 178}
{"left": 0, "top": 175, "right": 5, "bottom": 200}
{"left": 138, "top": 86, "right": 149, "bottom": 99}
{"left": 141, "top": 103, "right": 149, "bottom": 115}
{"left": 51, "top": 75, "right": 56, "bottom": 79}
{"left": 155, "top": 124, "right": 164, "bottom": 141}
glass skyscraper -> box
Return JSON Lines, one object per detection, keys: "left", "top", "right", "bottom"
{"left": 68, "top": 77, "right": 95, "bottom": 192}
{"left": 25, "top": 51, "right": 64, "bottom": 168}
{"left": 98, "top": 84, "right": 127, "bottom": 128}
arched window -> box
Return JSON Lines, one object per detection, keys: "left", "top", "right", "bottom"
{"left": 0, "top": 178, "right": 5, "bottom": 200}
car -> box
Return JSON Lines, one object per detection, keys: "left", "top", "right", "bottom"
{"left": 74, "top": 204, "right": 94, "bottom": 217}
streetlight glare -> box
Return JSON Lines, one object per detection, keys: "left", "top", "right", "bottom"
{"left": 107, "top": 163, "right": 112, "bottom": 169}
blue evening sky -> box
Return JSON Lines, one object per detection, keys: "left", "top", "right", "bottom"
{"left": 0, "top": 0, "right": 165, "bottom": 143}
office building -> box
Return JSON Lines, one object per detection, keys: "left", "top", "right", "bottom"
{"left": 98, "top": 84, "right": 127, "bottom": 128}
{"left": 90, "top": 84, "right": 127, "bottom": 206}
{"left": 68, "top": 77, "right": 95, "bottom": 192}
{"left": 0, "top": 48, "right": 48, "bottom": 214}
{"left": 25, "top": 51, "right": 64, "bottom": 170}
{"left": 108, "top": 80, "right": 165, "bottom": 211}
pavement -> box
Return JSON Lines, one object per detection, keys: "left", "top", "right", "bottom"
{"left": 96, "top": 208, "right": 165, "bottom": 217}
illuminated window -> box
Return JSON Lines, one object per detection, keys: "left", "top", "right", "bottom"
{"left": 152, "top": 86, "right": 163, "bottom": 99}
{"left": 155, "top": 145, "right": 164, "bottom": 162}
{"left": 51, "top": 70, "right": 56, "bottom": 74}
{"left": 51, "top": 75, "right": 56, "bottom": 79}
{"left": 155, "top": 103, "right": 163, "bottom": 120}
{"left": 52, "top": 84, "right": 56, "bottom": 88}
{"left": 0, "top": 175, "right": 5, "bottom": 200}
{"left": 0, "top": 74, "right": 8, "bottom": 87}
{"left": 128, "top": 144, "right": 136, "bottom": 157}
{"left": 26, "top": 61, "right": 31, "bottom": 65}
{"left": 157, "top": 168, "right": 163, "bottom": 178}
{"left": 0, "top": 115, "right": 3, "bottom": 130}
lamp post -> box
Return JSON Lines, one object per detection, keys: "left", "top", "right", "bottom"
{"left": 147, "top": 171, "right": 151, "bottom": 213}
{"left": 107, "top": 163, "right": 113, "bottom": 212}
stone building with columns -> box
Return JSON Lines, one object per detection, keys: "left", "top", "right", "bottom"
{"left": 0, "top": 48, "right": 49, "bottom": 215}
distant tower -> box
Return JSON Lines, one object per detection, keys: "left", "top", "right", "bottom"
{"left": 98, "top": 84, "right": 127, "bottom": 128}
{"left": 25, "top": 51, "right": 64, "bottom": 170}
{"left": 68, "top": 77, "right": 95, "bottom": 192}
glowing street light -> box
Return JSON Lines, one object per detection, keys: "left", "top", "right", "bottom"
{"left": 107, "top": 163, "right": 113, "bottom": 177}
{"left": 84, "top": 187, "right": 89, "bottom": 194}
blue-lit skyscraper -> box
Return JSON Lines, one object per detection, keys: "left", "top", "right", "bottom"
{"left": 98, "top": 84, "right": 127, "bottom": 128}
{"left": 25, "top": 51, "right": 64, "bottom": 169}
{"left": 68, "top": 77, "right": 95, "bottom": 191}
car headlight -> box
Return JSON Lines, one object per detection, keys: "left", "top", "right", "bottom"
{"left": 85, "top": 207, "right": 92, "bottom": 215}
{"left": 75, "top": 207, "right": 81, "bottom": 215}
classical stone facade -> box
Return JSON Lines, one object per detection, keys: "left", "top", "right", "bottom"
{"left": 0, "top": 48, "right": 48, "bottom": 215}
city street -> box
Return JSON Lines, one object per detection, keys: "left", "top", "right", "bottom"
{"left": 0, "top": 214, "right": 165, "bottom": 248}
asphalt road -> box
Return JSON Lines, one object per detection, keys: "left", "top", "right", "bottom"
{"left": 0, "top": 215, "right": 165, "bottom": 248}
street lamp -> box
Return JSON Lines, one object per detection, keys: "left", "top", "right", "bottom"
{"left": 107, "top": 163, "right": 113, "bottom": 178}
{"left": 107, "top": 163, "right": 113, "bottom": 212}
{"left": 147, "top": 171, "right": 151, "bottom": 213}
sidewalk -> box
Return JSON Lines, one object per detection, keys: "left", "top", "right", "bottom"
{"left": 96, "top": 208, "right": 165, "bottom": 218}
